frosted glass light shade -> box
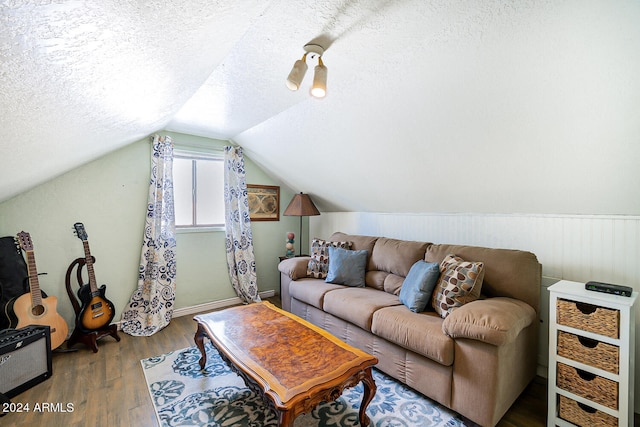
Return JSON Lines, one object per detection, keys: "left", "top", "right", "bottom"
{"left": 286, "top": 55, "right": 308, "bottom": 91}
{"left": 311, "top": 57, "right": 327, "bottom": 98}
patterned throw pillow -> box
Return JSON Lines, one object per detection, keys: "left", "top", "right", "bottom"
{"left": 307, "top": 238, "right": 353, "bottom": 279}
{"left": 432, "top": 254, "right": 485, "bottom": 319}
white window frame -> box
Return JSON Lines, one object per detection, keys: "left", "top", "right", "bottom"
{"left": 173, "top": 149, "right": 225, "bottom": 233}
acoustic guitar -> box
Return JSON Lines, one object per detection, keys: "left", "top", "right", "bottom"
{"left": 10, "top": 231, "right": 69, "bottom": 350}
{"left": 73, "top": 223, "right": 115, "bottom": 332}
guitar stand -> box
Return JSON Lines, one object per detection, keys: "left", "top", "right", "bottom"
{"left": 65, "top": 257, "right": 120, "bottom": 353}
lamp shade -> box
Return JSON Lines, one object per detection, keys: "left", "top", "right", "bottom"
{"left": 310, "top": 56, "right": 327, "bottom": 98}
{"left": 286, "top": 54, "right": 308, "bottom": 91}
{"left": 283, "top": 193, "right": 320, "bottom": 217}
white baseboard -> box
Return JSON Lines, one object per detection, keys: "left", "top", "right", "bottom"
{"left": 172, "top": 290, "right": 276, "bottom": 318}
{"left": 537, "top": 364, "right": 548, "bottom": 379}
{"left": 109, "top": 290, "right": 276, "bottom": 331}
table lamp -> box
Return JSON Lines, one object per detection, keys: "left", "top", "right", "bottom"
{"left": 283, "top": 192, "right": 320, "bottom": 255}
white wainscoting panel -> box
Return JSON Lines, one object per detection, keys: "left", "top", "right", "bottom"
{"left": 312, "top": 212, "right": 640, "bottom": 288}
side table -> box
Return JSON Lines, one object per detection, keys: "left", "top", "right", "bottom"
{"left": 547, "top": 280, "right": 638, "bottom": 426}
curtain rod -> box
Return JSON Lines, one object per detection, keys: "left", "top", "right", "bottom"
{"left": 148, "top": 134, "right": 233, "bottom": 153}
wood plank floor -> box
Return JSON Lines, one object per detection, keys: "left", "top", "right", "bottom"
{"left": 3, "top": 298, "right": 548, "bottom": 427}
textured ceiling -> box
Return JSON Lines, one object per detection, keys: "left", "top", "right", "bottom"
{"left": 0, "top": 0, "right": 265, "bottom": 201}
{"left": 2, "top": 1, "right": 640, "bottom": 214}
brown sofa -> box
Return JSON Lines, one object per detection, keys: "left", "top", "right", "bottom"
{"left": 278, "top": 232, "right": 542, "bottom": 427}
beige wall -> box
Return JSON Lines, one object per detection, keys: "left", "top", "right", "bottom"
{"left": 0, "top": 132, "right": 302, "bottom": 330}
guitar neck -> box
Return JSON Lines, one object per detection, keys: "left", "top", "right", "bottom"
{"left": 25, "top": 250, "right": 42, "bottom": 307}
{"left": 82, "top": 240, "right": 99, "bottom": 293}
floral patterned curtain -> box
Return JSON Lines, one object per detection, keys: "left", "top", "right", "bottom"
{"left": 224, "top": 146, "right": 260, "bottom": 304}
{"left": 121, "top": 135, "right": 177, "bottom": 336}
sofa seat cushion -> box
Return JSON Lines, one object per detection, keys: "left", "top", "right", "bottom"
{"left": 372, "top": 305, "right": 454, "bottom": 366}
{"left": 441, "top": 297, "right": 536, "bottom": 346}
{"left": 323, "top": 287, "right": 402, "bottom": 331}
{"left": 289, "top": 279, "right": 345, "bottom": 310}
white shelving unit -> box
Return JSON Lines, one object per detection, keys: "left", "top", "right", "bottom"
{"left": 548, "top": 280, "right": 638, "bottom": 426}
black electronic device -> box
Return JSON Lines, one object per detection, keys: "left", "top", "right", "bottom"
{"left": 0, "top": 325, "right": 52, "bottom": 398}
{"left": 585, "top": 281, "right": 633, "bottom": 297}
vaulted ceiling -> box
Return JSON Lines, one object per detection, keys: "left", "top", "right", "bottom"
{"left": 2, "top": 1, "right": 639, "bottom": 214}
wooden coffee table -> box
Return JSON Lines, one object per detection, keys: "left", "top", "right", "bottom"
{"left": 194, "top": 301, "right": 378, "bottom": 426}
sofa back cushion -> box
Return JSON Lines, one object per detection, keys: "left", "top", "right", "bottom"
{"left": 371, "top": 237, "right": 430, "bottom": 276}
{"left": 425, "top": 244, "right": 541, "bottom": 313}
{"left": 330, "top": 235, "right": 429, "bottom": 293}
{"left": 329, "top": 232, "right": 378, "bottom": 263}
{"left": 370, "top": 237, "right": 430, "bottom": 293}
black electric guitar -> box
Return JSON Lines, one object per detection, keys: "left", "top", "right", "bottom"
{"left": 73, "top": 223, "right": 115, "bottom": 332}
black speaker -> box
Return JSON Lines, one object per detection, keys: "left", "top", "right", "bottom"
{"left": 0, "top": 325, "right": 52, "bottom": 398}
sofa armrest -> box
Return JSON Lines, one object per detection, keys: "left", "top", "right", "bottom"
{"left": 442, "top": 297, "right": 536, "bottom": 346}
{"left": 278, "top": 257, "right": 311, "bottom": 280}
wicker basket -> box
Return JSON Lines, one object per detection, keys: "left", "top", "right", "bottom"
{"left": 558, "top": 331, "right": 619, "bottom": 374}
{"left": 559, "top": 395, "right": 617, "bottom": 426}
{"left": 557, "top": 362, "right": 618, "bottom": 409}
{"left": 557, "top": 299, "right": 619, "bottom": 338}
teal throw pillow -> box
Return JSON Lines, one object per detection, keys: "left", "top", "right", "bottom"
{"left": 399, "top": 260, "right": 441, "bottom": 312}
{"left": 325, "top": 246, "right": 368, "bottom": 287}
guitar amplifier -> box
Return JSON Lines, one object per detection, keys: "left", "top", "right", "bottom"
{"left": 0, "top": 325, "right": 52, "bottom": 398}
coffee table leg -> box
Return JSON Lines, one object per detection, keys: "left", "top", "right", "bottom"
{"left": 359, "top": 367, "right": 377, "bottom": 426}
{"left": 278, "top": 410, "right": 293, "bottom": 427}
{"left": 194, "top": 323, "right": 207, "bottom": 370}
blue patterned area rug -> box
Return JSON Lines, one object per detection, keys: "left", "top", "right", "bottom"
{"left": 141, "top": 343, "right": 467, "bottom": 427}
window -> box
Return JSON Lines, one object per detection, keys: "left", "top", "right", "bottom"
{"left": 173, "top": 151, "right": 225, "bottom": 229}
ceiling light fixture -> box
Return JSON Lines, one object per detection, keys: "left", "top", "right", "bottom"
{"left": 286, "top": 43, "right": 327, "bottom": 98}
{"left": 285, "top": 53, "right": 308, "bottom": 91}
{"left": 311, "top": 56, "right": 327, "bottom": 98}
